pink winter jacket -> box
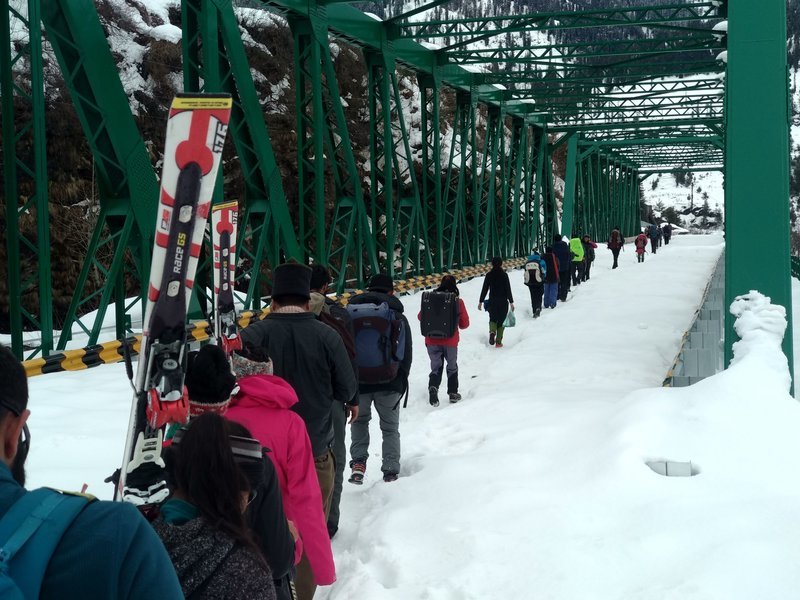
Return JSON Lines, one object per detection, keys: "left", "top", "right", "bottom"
{"left": 227, "top": 375, "right": 336, "bottom": 586}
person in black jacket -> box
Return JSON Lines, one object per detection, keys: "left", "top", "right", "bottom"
{"left": 478, "top": 257, "right": 515, "bottom": 347}
{"left": 239, "top": 262, "right": 358, "bottom": 595}
{"left": 309, "top": 264, "right": 355, "bottom": 539}
{"left": 347, "top": 274, "right": 413, "bottom": 484}
{"left": 552, "top": 234, "right": 572, "bottom": 302}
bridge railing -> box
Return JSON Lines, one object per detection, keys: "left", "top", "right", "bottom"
{"left": 663, "top": 252, "right": 725, "bottom": 387}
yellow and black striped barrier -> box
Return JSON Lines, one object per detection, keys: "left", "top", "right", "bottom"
{"left": 23, "top": 259, "right": 527, "bottom": 378}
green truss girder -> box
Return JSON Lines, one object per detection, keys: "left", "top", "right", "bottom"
{"left": 1, "top": 0, "right": 53, "bottom": 359}
{"left": 182, "top": 0, "right": 301, "bottom": 313}
{"left": 396, "top": 2, "right": 724, "bottom": 44}
{"left": 290, "top": 14, "right": 379, "bottom": 290}
{"left": 418, "top": 73, "right": 445, "bottom": 271}
{"left": 442, "top": 90, "right": 477, "bottom": 268}
{"left": 444, "top": 35, "right": 724, "bottom": 65}
{"left": 366, "top": 52, "right": 432, "bottom": 278}
{"left": 42, "top": 0, "right": 159, "bottom": 352}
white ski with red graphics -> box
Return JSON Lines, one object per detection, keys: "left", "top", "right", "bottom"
{"left": 119, "top": 93, "right": 232, "bottom": 506}
{"left": 211, "top": 201, "right": 241, "bottom": 356}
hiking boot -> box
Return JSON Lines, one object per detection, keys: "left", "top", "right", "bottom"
{"left": 383, "top": 472, "right": 399, "bottom": 483}
{"left": 495, "top": 342, "right": 504, "bottom": 348}
{"left": 534, "top": 309, "right": 541, "bottom": 318}
{"left": 348, "top": 461, "right": 366, "bottom": 485}
{"left": 488, "top": 331, "right": 496, "bottom": 346}
{"left": 448, "top": 392, "right": 462, "bottom": 403}
{"left": 429, "top": 386, "right": 439, "bottom": 407}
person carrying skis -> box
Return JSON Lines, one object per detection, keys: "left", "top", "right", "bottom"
{"left": 226, "top": 348, "right": 336, "bottom": 600}
{"left": 347, "top": 274, "right": 413, "bottom": 485}
{"left": 154, "top": 413, "right": 276, "bottom": 600}
{"left": 0, "top": 345, "right": 183, "bottom": 599}
{"left": 523, "top": 251, "right": 547, "bottom": 317}
{"left": 418, "top": 275, "right": 470, "bottom": 406}
{"left": 569, "top": 234, "right": 585, "bottom": 286}
{"left": 635, "top": 230, "right": 649, "bottom": 262}
{"left": 648, "top": 223, "right": 659, "bottom": 254}
{"left": 541, "top": 246, "right": 560, "bottom": 309}
{"left": 478, "top": 257, "right": 515, "bottom": 347}
{"left": 308, "top": 264, "right": 357, "bottom": 540}
{"left": 552, "top": 234, "right": 572, "bottom": 301}
{"left": 581, "top": 235, "right": 598, "bottom": 281}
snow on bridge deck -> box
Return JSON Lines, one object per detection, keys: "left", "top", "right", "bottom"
{"left": 28, "top": 235, "right": 800, "bottom": 598}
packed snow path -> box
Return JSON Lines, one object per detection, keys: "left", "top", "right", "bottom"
{"left": 28, "top": 235, "right": 800, "bottom": 598}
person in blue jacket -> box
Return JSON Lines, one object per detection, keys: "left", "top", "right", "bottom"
{"left": 0, "top": 344, "right": 183, "bottom": 599}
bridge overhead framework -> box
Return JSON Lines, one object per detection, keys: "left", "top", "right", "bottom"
{"left": 1, "top": 0, "right": 792, "bottom": 382}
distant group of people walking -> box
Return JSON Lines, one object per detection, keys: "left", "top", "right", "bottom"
{"left": 634, "top": 222, "right": 673, "bottom": 263}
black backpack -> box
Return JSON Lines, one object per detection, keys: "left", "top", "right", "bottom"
{"left": 420, "top": 291, "right": 458, "bottom": 339}
{"left": 319, "top": 304, "right": 356, "bottom": 361}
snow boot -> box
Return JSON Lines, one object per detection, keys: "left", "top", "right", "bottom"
{"left": 348, "top": 461, "right": 366, "bottom": 485}
{"left": 448, "top": 392, "right": 462, "bottom": 403}
{"left": 383, "top": 472, "right": 399, "bottom": 483}
{"left": 429, "top": 386, "right": 440, "bottom": 407}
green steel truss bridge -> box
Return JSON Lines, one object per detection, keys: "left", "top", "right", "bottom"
{"left": 1, "top": 0, "right": 792, "bottom": 373}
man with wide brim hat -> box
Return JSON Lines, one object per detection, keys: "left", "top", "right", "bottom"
{"left": 239, "top": 262, "right": 357, "bottom": 600}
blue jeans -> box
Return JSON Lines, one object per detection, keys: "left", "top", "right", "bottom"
{"left": 544, "top": 283, "right": 559, "bottom": 308}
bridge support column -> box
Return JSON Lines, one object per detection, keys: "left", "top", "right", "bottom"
{"left": 724, "top": 0, "right": 793, "bottom": 382}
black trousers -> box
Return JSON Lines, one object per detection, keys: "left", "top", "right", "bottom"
{"left": 582, "top": 260, "right": 592, "bottom": 281}
{"left": 611, "top": 248, "right": 621, "bottom": 268}
{"left": 557, "top": 270, "right": 571, "bottom": 301}
{"left": 571, "top": 261, "right": 584, "bottom": 286}
{"left": 527, "top": 282, "right": 544, "bottom": 313}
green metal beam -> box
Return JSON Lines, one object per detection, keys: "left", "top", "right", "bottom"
{"left": 725, "top": 1, "right": 792, "bottom": 377}
{"left": 1, "top": 0, "right": 53, "bottom": 359}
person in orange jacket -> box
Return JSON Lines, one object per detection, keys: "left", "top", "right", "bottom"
{"left": 418, "top": 275, "right": 470, "bottom": 406}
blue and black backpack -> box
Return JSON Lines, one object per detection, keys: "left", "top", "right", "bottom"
{"left": 346, "top": 302, "right": 406, "bottom": 385}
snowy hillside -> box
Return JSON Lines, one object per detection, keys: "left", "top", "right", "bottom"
{"left": 642, "top": 171, "right": 725, "bottom": 230}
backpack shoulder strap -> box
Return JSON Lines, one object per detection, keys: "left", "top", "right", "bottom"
{"left": 0, "top": 488, "right": 91, "bottom": 598}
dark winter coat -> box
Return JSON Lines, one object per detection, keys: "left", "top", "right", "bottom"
{"left": 153, "top": 508, "right": 276, "bottom": 600}
{"left": 582, "top": 240, "right": 597, "bottom": 262}
{"left": 553, "top": 239, "right": 571, "bottom": 273}
{"left": 607, "top": 229, "right": 624, "bottom": 250}
{"left": 240, "top": 312, "right": 358, "bottom": 457}
{"left": 0, "top": 464, "right": 183, "bottom": 600}
{"left": 542, "top": 252, "right": 560, "bottom": 284}
{"left": 663, "top": 223, "right": 673, "bottom": 238}
{"left": 479, "top": 267, "right": 514, "bottom": 324}
{"left": 346, "top": 291, "right": 413, "bottom": 395}
{"left": 246, "top": 455, "right": 296, "bottom": 584}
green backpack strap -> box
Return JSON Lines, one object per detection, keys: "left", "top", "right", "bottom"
{"left": 0, "top": 488, "right": 92, "bottom": 599}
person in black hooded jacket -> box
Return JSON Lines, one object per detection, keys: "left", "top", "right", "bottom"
{"left": 478, "top": 257, "right": 515, "bottom": 347}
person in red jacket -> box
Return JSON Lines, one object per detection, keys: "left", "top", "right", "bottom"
{"left": 226, "top": 350, "right": 336, "bottom": 600}
{"left": 418, "top": 275, "right": 470, "bottom": 406}
{"left": 635, "top": 230, "right": 649, "bottom": 263}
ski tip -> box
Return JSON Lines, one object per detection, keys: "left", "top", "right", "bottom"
{"left": 172, "top": 93, "right": 232, "bottom": 111}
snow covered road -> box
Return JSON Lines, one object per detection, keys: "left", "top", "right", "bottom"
{"left": 27, "top": 234, "right": 800, "bottom": 599}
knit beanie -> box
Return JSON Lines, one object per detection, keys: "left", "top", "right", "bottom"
{"left": 184, "top": 345, "right": 236, "bottom": 417}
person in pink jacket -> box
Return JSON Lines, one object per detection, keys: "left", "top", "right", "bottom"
{"left": 226, "top": 350, "right": 335, "bottom": 600}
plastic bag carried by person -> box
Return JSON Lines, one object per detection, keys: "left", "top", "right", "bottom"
{"left": 503, "top": 311, "right": 516, "bottom": 328}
